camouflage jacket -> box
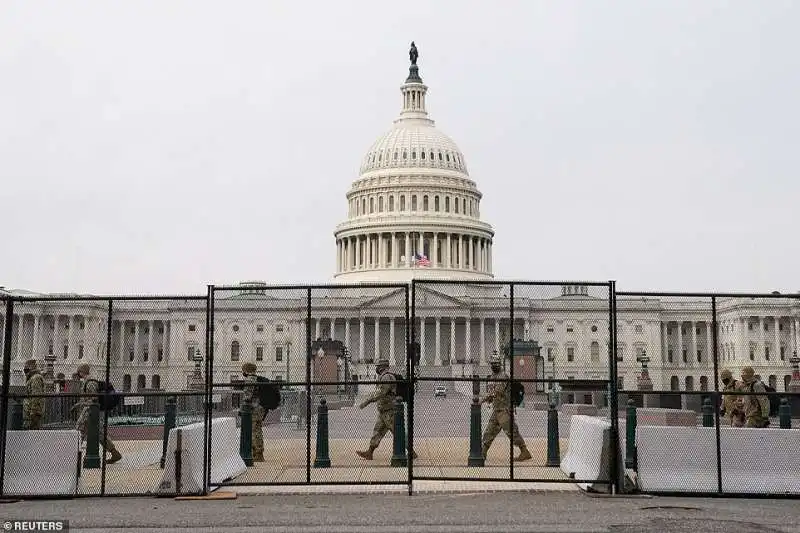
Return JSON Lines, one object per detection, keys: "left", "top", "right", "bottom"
{"left": 362, "top": 371, "right": 396, "bottom": 412}
{"left": 23, "top": 371, "right": 45, "bottom": 418}
{"left": 75, "top": 378, "right": 101, "bottom": 410}
{"left": 721, "top": 380, "right": 743, "bottom": 417}
{"left": 742, "top": 379, "right": 769, "bottom": 423}
{"left": 482, "top": 371, "right": 511, "bottom": 411}
{"left": 242, "top": 374, "right": 261, "bottom": 408}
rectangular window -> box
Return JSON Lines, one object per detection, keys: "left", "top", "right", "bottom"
{"left": 634, "top": 325, "right": 643, "bottom": 334}
{"left": 697, "top": 350, "right": 702, "bottom": 362}
{"left": 143, "top": 350, "right": 149, "bottom": 362}
{"left": 276, "top": 325, "right": 284, "bottom": 332}
{"left": 158, "top": 348, "right": 164, "bottom": 361}
{"left": 566, "top": 347, "right": 574, "bottom": 362}
{"left": 63, "top": 345, "right": 68, "bottom": 358}
{"left": 256, "top": 325, "right": 264, "bottom": 333}
{"left": 682, "top": 349, "right": 688, "bottom": 363}
{"left": 188, "top": 346, "right": 196, "bottom": 361}
{"left": 256, "top": 346, "right": 264, "bottom": 361}
{"left": 764, "top": 346, "right": 770, "bottom": 360}
{"left": 667, "top": 349, "right": 673, "bottom": 362}
{"left": 78, "top": 344, "right": 84, "bottom": 358}
{"left": 275, "top": 347, "right": 283, "bottom": 362}
{"left": 188, "top": 324, "right": 196, "bottom": 332}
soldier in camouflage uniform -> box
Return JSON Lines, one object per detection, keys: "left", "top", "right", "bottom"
{"left": 356, "top": 358, "right": 417, "bottom": 460}
{"left": 720, "top": 368, "right": 745, "bottom": 427}
{"left": 241, "top": 362, "right": 265, "bottom": 462}
{"left": 23, "top": 359, "right": 44, "bottom": 429}
{"left": 73, "top": 364, "right": 122, "bottom": 464}
{"left": 480, "top": 355, "right": 532, "bottom": 461}
{"left": 738, "top": 366, "right": 770, "bottom": 428}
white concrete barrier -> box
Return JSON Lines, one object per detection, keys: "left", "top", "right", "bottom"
{"left": 157, "top": 417, "right": 247, "bottom": 495}
{"left": 560, "top": 415, "right": 621, "bottom": 492}
{"left": 2, "top": 430, "right": 81, "bottom": 496}
{"left": 635, "top": 426, "right": 800, "bottom": 494}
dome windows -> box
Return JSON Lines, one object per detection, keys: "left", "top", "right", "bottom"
{"left": 421, "top": 151, "right": 425, "bottom": 160}
{"left": 378, "top": 196, "right": 384, "bottom": 212}
{"left": 389, "top": 196, "right": 395, "bottom": 211}
{"left": 400, "top": 195, "right": 406, "bottom": 211}
{"left": 403, "top": 151, "right": 407, "bottom": 159}
{"left": 411, "top": 151, "right": 416, "bottom": 159}
{"left": 423, "top": 195, "right": 429, "bottom": 211}
{"left": 430, "top": 151, "right": 434, "bottom": 160}
{"left": 434, "top": 196, "right": 440, "bottom": 211}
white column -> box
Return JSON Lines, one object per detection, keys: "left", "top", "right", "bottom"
{"left": 705, "top": 322, "right": 712, "bottom": 365}
{"left": 677, "top": 321, "right": 683, "bottom": 364}
{"left": 418, "top": 232, "right": 424, "bottom": 257}
{"left": 468, "top": 237, "right": 473, "bottom": 270}
{"left": 389, "top": 318, "right": 396, "bottom": 365}
{"left": 479, "top": 318, "right": 486, "bottom": 365}
{"left": 460, "top": 235, "right": 466, "bottom": 268}
{"left": 358, "top": 318, "right": 365, "bottom": 363}
{"left": 433, "top": 233, "right": 439, "bottom": 267}
{"left": 405, "top": 233, "right": 411, "bottom": 267}
{"left": 759, "top": 316, "right": 765, "bottom": 362}
{"left": 450, "top": 318, "right": 456, "bottom": 364}
{"left": 146, "top": 320, "right": 154, "bottom": 363}
{"left": 32, "top": 315, "right": 40, "bottom": 358}
{"left": 356, "top": 236, "right": 362, "bottom": 269}
{"left": 434, "top": 318, "right": 441, "bottom": 366}
{"left": 419, "top": 317, "right": 426, "bottom": 365}
{"left": 15, "top": 314, "right": 23, "bottom": 360}
{"left": 774, "top": 316, "right": 781, "bottom": 360}
{"left": 690, "top": 321, "right": 697, "bottom": 366}
{"left": 315, "top": 319, "right": 321, "bottom": 340}
{"left": 379, "top": 233, "right": 385, "bottom": 269}
{"left": 465, "top": 318, "right": 471, "bottom": 362}
{"left": 494, "top": 319, "right": 500, "bottom": 355}
{"left": 661, "top": 323, "right": 667, "bottom": 363}
{"left": 118, "top": 320, "right": 125, "bottom": 361}
{"left": 446, "top": 234, "right": 452, "bottom": 268}
{"left": 374, "top": 318, "right": 380, "bottom": 359}
{"left": 344, "top": 319, "right": 351, "bottom": 351}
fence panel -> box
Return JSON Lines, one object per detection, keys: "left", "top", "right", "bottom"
{"left": 0, "top": 295, "right": 208, "bottom": 498}
{"left": 410, "top": 280, "right": 615, "bottom": 486}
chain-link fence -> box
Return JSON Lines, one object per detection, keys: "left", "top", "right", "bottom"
{"left": 617, "top": 291, "right": 800, "bottom": 496}
{"left": 409, "top": 280, "right": 618, "bottom": 488}
{"left": 0, "top": 294, "right": 208, "bottom": 498}
{"left": 207, "top": 282, "right": 411, "bottom": 489}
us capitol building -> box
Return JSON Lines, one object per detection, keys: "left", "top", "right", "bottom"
{"left": 2, "top": 45, "right": 799, "bottom": 397}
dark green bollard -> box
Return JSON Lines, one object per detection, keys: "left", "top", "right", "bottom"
{"left": 160, "top": 396, "right": 177, "bottom": 469}
{"left": 239, "top": 402, "right": 253, "bottom": 467}
{"left": 702, "top": 397, "right": 714, "bottom": 427}
{"left": 546, "top": 402, "right": 560, "bottom": 467}
{"left": 314, "top": 399, "right": 331, "bottom": 468}
{"left": 390, "top": 396, "right": 407, "bottom": 467}
{"left": 83, "top": 402, "right": 101, "bottom": 469}
{"left": 779, "top": 398, "right": 792, "bottom": 429}
{"left": 625, "top": 399, "right": 636, "bottom": 470}
{"left": 468, "top": 395, "right": 484, "bottom": 467}
{"left": 10, "top": 400, "right": 23, "bottom": 430}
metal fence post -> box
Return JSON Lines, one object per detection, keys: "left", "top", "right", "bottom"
{"left": 779, "top": 398, "right": 791, "bottom": 429}
{"left": 160, "top": 395, "right": 177, "bottom": 468}
{"left": 83, "top": 401, "right": 101, "bottom": 468}
{"left": 239, "top": 402, "right": 253, "bottom": 467}
{"left": 0, "top": 298, "right": 15, "bottom": 496}
{"left": 702, "top": 397, "right": 714, "bottom": 427}
{"left": 468, "top": 395, "right": 484, "bottom": 467}
{"left": 625, "top": 399, "right": 636, "bottom": 470}
{"left": 546, "top": 401, "right": 561, "bottom": 467}
{"left": 313, "top": 398, "right": 331, "bottom": 468}
{"left": 391, "top": 396, "right": 407, "bottom": 467}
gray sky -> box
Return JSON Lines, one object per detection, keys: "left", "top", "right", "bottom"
{"left": 1, "top": 1, "right": 798, "bottom": 295}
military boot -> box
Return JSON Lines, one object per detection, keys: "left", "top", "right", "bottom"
{"left": 107, "top": 448, "right": 122, "bottom": 464}
{"left": 514, "top": 446, "right": 532, "bottom": 462}
{"left": 481, "top": 443, "right": 490, "bottom": 459}
{"left": 253, "top": 452, "right": 265, "bottom": 462}
{"left": 356, "top": 446, "right": 376, "bottom": 460}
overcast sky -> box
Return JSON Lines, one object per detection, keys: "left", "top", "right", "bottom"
{"left": 1, "top": 1, "right": 798, "bottom": 296}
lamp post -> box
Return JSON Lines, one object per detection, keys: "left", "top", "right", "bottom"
{"left": 285, "top": 341, "right": 291, "bottom": 385}
{"left": 789, "top": 351, "right": 800, "bottom": 393}
{"left": 636, "top": 350, "right": 653, "bottom": 392}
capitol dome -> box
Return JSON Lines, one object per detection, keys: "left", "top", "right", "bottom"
{"left": 333, "top": 43, "right": 495, "bottom": 283}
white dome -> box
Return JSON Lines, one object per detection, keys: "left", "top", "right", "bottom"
{"left": 359, "top": 125, "right": 469, "bottom": 175}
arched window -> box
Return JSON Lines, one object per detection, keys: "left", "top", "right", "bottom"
{"left": 123, "top": 374, "right": 131, "bottom": 392}
{"left": 411, "top": 195, "right": 417, "bottom": 211}
{"left": 389, "top": 196, "right": 394, "bottom": 211}
{"left": 137, "top": 375, "right": 146, "bottom": 390}
{"left": 462, "top": 198, "right": 467, "bottom": 213}
{"left": 590, "top": 341, "right": 600, "bottom": 362}
{"left": 785, "top": 375, "right": 792, "bottom": 391}
{"left": 699, "top": 375, "right": 708, "bottom": 391}
{"left": 378, "top": 196, "right": 384, "bottom": 212}
{"left": 685, "top": 376, "right": 694, "bottom": 391}
{"left": 423, "top": 195, "right": 429, "bottom": 211}
{"left": 454, "top": 198, "right": 459, "bottom": 214}
{"left": 434, "top": 196, "right": 440, "bottom": 211}
{"left": 769, "top": 374, "right": 777, "bottom": 390}
{"left": 231, "top": 341, "right": 240, "bottom": 361}
{"left": 445, "top": 197, "right": 450, "bottom": 212}
{"left": 361, "top": 199, "right": 366, "bottom": 215}
{"left": 151, "top": 375, "right": 161, "bottom": 390}
{"left": 670, "top": 376, "right": 680, "bottom": 391}
{"left": 369, "top": 197, "right": 374, "bottom": 213}
{"left": 400, "top": 195, "right": 406, "bottom": 211}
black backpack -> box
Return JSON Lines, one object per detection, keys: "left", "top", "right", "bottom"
{"left": 85, "top": 379, "right": 119, "bottom": 411}
{"left": 511, "top": 380, "right": 524, "bottom": 408}
{"left": 751, "top": 382, "right": 779, "bottom": 417}
{"left": 391, "top": 373, "right": 411, "bottom": 402}
{"left": 255, "top": 376, "right": 281, "bottom": 411}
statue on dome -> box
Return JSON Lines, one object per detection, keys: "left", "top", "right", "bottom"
{"left": 409, "top": 41, "right": 418, "bottom": 65}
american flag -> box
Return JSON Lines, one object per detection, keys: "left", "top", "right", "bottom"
{"left": 413, "top": 253, "right": 431, "bottom": 267}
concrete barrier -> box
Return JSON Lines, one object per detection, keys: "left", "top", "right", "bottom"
{"left": 2, "top": 430, "right": 81, "bottom": 496}
{"left": 636, "top": 426, "right": 800, "bottom": 494}
{"left": 560, "top": 415, "right": 620, "bottom": 492}
{"left": 157, "top": 417, "right": 246, "bottom": 495}
{"left": 636, "top": 408, "right": 697, "bottom": 427}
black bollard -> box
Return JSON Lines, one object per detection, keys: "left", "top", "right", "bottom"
{"left": 625, "top": 399, "right": 636, "bottom": 470}
{"left": 468, "top": 395, "right": 484, "bottom": 467}
{"left": 160, "top": 396, "right": 177, "bottom": 469}
{"left": 314, "top": 398, "right": 331, "bottom": 468}
{"left": 10, "top": 400, "right": 23, "bottom": 430}
{"left": 546, "top": 402, "right": 560, "bottom": 467}
{"left": 702, "top": 397, "right": 714, "bottom": 427}
{"left": 390, "top": 396, "right": 407, "bottom": 467}
{"left": 239, "top": 402, "right": 253, "bottom": 467}
{"left": 83, "top": 402, "right": 101, "bottom": 468}
{"left": 779, "top": 398, "right": 791, "bottom": 429}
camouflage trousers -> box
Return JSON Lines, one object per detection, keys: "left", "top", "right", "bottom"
{"left": 251, "top": 406, "right": 265, "bottom": 461}
{"left": 482, "top": 409, "right": 526, "bottom": 451}
{"left": 727, "top": 411, "right": 745, "bottom": 427}
{"left": 368, "top": 409, "right": 396, "bottom": 449}
{"left": 76, "top": 408, "right": 118, "bottom": 453}
{"left": 23, "top": 412, "right": 42, "bottom": 430}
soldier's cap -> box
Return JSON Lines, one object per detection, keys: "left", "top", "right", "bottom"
{"left": 741, "top": 366, "right": 755, "bottom": 379}
{"left": 720, "top": 368, "right": 732, "bottom": 380}
{"left": 23, "top": 359, "right": 38, "bottom": 370}
{"left": 489, "top": 354, "right": 501, "bottom": 365}
{"left": 77, "top": 363, "right": 90, "bottom": 375}
{"left": 242, "top": 362, "right": 257, "bottom": 374}
{"left": 375, "top": 358, "right": 390, "bottom": 368}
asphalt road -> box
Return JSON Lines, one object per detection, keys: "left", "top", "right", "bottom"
{"left": 1, "top": 492, "right": 799, "bottom": 533}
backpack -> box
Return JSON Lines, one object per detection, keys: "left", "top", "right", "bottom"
{"left": 390, "top": 373, "right": 411, "bottom": 402}
{"left": 511, "top": 380, "right": 524, "bottom": 408}
{"left": 750, "top": 382, "right": 779, "bottom": 418}
{"left": 255, "top": 376, "right": 281, "bottom": 411}
{"left": 85, "top": 379, "right": 119, "bottom": 411}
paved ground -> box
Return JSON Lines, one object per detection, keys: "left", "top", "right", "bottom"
{"left": 1, "top": 491, "right": 799, "bottom": 532}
